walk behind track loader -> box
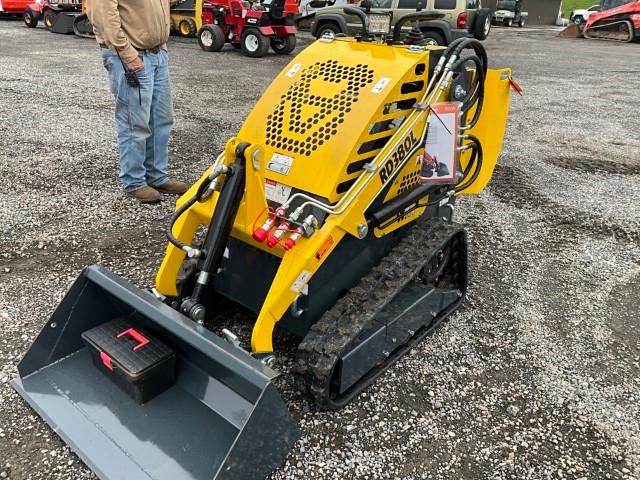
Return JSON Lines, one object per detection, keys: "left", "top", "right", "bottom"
{"left": 13, "top": 6, "right": 515, "bottom": 480}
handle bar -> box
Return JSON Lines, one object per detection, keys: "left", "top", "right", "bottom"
{"left": 392, "top": 11, "right": 444, "bottom": 42}
{"left": 343, "top": 6, "right": 368, "bottom": 36}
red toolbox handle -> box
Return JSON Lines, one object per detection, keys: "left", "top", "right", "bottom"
{"left": 117, "top": 328, "right": 150, "bottom": 351}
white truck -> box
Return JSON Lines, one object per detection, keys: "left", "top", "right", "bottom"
{"left": 569, "top": 4, "right": 601, "bottom": 24}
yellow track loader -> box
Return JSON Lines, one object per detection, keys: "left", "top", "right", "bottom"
{"left": 13, "top": 6, "right": 515, "bottom": 480}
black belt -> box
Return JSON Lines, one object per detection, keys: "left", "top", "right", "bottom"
{"left": 99, "top": 43, "right": 163, "bottom": 54}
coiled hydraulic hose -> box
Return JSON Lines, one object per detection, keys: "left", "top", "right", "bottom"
{"left": 451, "top": 38, "right": 488, "bottom": 79}
{"left": 451, "top": 54, "right": 485, "bottom": 130}
{"left": 455, "top": 134, "right": 483, "bottom": 193}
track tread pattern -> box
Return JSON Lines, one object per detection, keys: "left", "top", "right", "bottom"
{"left": 293, "top": 217, "right": 464, "bottom": 410}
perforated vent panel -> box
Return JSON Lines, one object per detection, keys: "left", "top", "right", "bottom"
{"left": 266, "top": 60, "right": 375, "bottom": 157}
{"left": 397, "top": 170, "right": 420, "bottom": 195}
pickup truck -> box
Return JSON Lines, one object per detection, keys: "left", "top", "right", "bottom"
{"left": 570, "top": 4, "right": 601, "bottom": 24}
{"left": 311, "top": 0, "right": 492, "bottom": 45}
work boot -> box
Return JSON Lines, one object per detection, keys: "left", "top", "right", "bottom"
{"left": 126, "top": 186, "right": 162, "bottom": 204}
{"left": 155, "top": 179, "right": 188, "bottom": 195}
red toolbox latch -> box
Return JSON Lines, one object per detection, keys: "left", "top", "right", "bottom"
{"left": 99, "top": 351, "right": 113, "bottom": 370}
{"left": 117, "top": 328, "right": 150, "bottom": 351}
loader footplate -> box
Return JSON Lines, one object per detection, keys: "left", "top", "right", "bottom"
{"left": 294, "top": 218, "right": 467, "bottom": 410}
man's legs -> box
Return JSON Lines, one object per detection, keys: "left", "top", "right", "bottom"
{"left": 144, "top": 50, "right": 172, "bottom": 189}
{"left": 101, "top": 48, "right": 154, "bottom": 194}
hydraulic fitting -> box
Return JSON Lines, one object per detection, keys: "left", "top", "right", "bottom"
{"left": 253, "top": 216, "right": 276, "bottom": 243}
{"left": 267, "top": 220, "right": 290, "bottom": 248}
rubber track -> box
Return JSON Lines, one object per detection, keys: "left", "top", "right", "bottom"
{"left": 293, "top": 217, "right": 465, "bottom": 410}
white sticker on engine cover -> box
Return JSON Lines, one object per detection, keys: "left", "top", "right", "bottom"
{"left": 264, "top": 179, "right": 292, "bottom": 205}
{"left": 267, "top": 153, "right": 294, "bottom": 175}
{"left": 285, "top": 63, "right": 303, "bottom": 78}
{"left": 291, "top": 270, "right": 311, "bottom": 293}
{"left": 371, "top": 77, "right": 391, "bottom": 94}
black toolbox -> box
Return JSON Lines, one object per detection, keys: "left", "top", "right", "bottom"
{"left": 81, "top": 317, "right": 176, "bottom": 404}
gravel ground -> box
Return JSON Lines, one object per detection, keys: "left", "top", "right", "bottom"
{"left": 1, "top": 19, "right": 639, "bottom": 480}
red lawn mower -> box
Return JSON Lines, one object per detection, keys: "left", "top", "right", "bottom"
{"left": 197, "top": 0, "right": 298, "bottom": 57}
{"left": 23, "top": 0, "right": 83, "bottom": 33}
{"left": 0, "top": 0, "right": 32, "bottom": 16}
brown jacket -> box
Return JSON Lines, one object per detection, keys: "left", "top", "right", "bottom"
{"left": 87, "top": 0, "right": 171, "bottom": 64}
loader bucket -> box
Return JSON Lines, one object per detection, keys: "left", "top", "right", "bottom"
{"left": 12, "top": 265, "right": 299, "bottom": 480}
{"left": 51, "top": 12, "right": 77, "bottom": 34}
{"left": 559, "top": 23, "right": 584, "bottom": 38}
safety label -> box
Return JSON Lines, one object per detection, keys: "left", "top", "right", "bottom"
{"left": 267, "top": 153, "right": 294, "bottom": 175}
{"left": 314, "top": 236, "right": 334, "bottom": 262}
{"left": 264, "top": 179, "right": 292, "bottom": 205}
{"left": 291, "top": 270, "right": 311, "bottom": 294}
{"left": 371, "top": 77, "right": 391, "bottom": 94}
{"left": 285, "top": 63, "right": 303, "bottom": 78}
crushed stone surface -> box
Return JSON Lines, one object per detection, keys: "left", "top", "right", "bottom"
{"left": 0, "top": 20, "right": 638, "bottom": 480}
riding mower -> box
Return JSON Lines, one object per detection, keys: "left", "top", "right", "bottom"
{"left": 196, "top": 0, "right": 298, "bottom": 57}
{"left": 13, "top": 4, "right": 516, "bottom": 479}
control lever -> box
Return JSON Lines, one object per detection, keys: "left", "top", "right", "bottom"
{"left": 392, "top": 11, "right": 445, "bottom": 43}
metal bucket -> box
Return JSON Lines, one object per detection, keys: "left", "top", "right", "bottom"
{"left": 12, "top": 265, "right": 299, "bottom": 480}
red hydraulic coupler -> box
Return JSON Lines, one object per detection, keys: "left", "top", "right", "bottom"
{"left": 253, "top": 216, "right": 276, "bottom": 243}
{"left": 267, "top": 220, "right": 290, "bottom": 248}
{"left": 283, "top": 227, "right": 304, "bottom": 250}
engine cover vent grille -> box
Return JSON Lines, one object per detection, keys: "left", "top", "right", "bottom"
{"left": 265, "top": 60, "right": 375, "bottom": 157}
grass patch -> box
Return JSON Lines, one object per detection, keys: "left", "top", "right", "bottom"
{"left": 562, "top": 0, "right": 597, "bottom": 17}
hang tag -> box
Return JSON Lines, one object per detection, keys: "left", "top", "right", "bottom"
{"left": 419, "top": 102, "right": 460, "bottom": 184}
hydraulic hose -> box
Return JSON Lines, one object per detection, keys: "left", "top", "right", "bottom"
{"left": 165, "top": 174, "right": 215, "bottom": 254}
{"left": 455, "top": 135, "right": 483, "bottom": 193}
{"left": 166, "top": 195, "right": 199, "bottom": 252}
{"left": 461, "top": 141, "right": 478, "bottom": 178}
{"left": 450, "top": 54, "right": 485, "bottom": 129}
{"left": 452, "top": 38, "right": 488, "bottom": 79}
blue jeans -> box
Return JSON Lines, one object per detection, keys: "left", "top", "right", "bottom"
{"left": 101, "top": 48, "right": 173, "bottom": 192}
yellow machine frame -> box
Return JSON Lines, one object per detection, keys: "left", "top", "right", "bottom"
{"left": 156, "top": 37, "right": 512, "bottom": 353}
